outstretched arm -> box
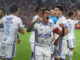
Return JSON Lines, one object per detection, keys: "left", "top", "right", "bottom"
{"left": 27, "top": 17, "right": 41, "bottom": 32}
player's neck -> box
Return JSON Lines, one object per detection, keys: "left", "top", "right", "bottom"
{"left": 42, "top": 19, "right": 48, "bottom": 24}
{"left": 69, "top": 17, "right": 73, "bottom": 20}
{"left": 10, "top": 13, "right": 18, "bottom": 16}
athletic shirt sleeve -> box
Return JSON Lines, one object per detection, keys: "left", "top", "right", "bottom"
{"left": 34, "top": 23, "right": 39, "bottom": 30}
{"left": 32, "top": 15, "right": 39, "bottom": 22}
{"left": 18, "top": 18, "right": 24, "bottom": 29}
{"left": 73, "top": 20, "right": 78, "bottom": 24}
{"left": 49, "top": 19, "right": 53, "bottom": 23}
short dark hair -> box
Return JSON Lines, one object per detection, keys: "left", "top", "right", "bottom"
{"left": 0, "top": 8, "right": 5, "bottom": 14}
{"left": 68, "top": 11, "right": 74, "bottom": 17}
{"left": 42, "top": 8, "right": 50, "bottom": 15}
{"left": 35, "top": 7, "right": 40, "bottom": 13}
{"left": 10, "top": 5, "right": 18, "bottom": 13}
{"left": 55, "top": 5, "right": 64, "bottom": 12}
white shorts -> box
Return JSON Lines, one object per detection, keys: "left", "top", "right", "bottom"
{"left": 1, "top": 43, "right": 16, "bottom": 58}
{"left": 30, "top": 31, "right": 35, "bottom": 52}
{"left": 54, "top": 39, "right": 68, "bottom": 59}
{"left": 35, "top": 46, "right": 51, "bottom": 60}
{"left": 0, "top": 42, "right": 3, "bottom": 56}
{"left": 67, "top": 39, "right": 75, "bottom": 48}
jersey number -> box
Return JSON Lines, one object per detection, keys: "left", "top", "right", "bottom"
{"left": 6, "top": 24, "right": 10, "bottom": 36}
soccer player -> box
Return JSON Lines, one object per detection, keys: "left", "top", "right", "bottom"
{"left": 54, "top": 6, "right": 68, "bottom": 60}
{"left": 29, "top": 7, "right": 42, "bottom": 60}
{"left": 0, "top": 8, "right": 6, "bottom": 60}
{"left": 67, "top": 11, "right": 80, "bottom": 60}
{"left": 49, "top": 8, "right": 58, "bottom": 24}
{"left": 0, "top": 5, "right": 25, "bottom": 60}
{"left": 49, "top": 8, "right": 58, "bottom": 60}
{"left": 27, "top": 8, "right": 55, "bottom": 60}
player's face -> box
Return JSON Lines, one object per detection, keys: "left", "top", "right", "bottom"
{"left": 55, "top": 8, "right": 62, "bottom": 18}
{"left": 77, "top": 10, "right": 80, "bottom": 16}
{"left": 42, "top": 10, "right": 50, "bottom": 23}
{"left": 50, "top": 10, "right": 54, "bottom": 16}
{"left": 0, "top": 10, "right": 4, "bottom": 19}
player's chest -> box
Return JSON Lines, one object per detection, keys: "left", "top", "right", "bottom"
{"left": 37, "top": 24, "right": 52, "bottom": 33}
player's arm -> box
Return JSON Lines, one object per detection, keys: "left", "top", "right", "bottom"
{"left": 27, "top": 17, "right": 41, "bottom": 32}
{"left": 59, "top": 23, "right": 68, "bottom": 36}
{"left": 63, "top": 27, "right": 68, "bottom": 36}
{"left": 53, "top": 27, "right": 65, "bottom": 46}
{"left": 16, "top": 34, "right": 21, "bottom": 44}
{"left": 18, "top": 18, "right": 25, "bottom": 34}
{"left": 50, "top": 33, "right": 55, "bottom": 44}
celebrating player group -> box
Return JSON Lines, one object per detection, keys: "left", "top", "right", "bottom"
{"left": 0, "top": 4, "right": 80, "bottom": 60}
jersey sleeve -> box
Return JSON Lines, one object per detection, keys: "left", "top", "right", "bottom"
{"left": 32, "top": 16, "right": 39, "bottom": 22}
{"left": 73, "top": 20, "right": 78, "bottom": 24}
{"left": 49, "top": 19, "right": 53, "bottom": 23}
{"left": 33, "top": 23, "right": 38, "bottom": 30}
{"left": 18, "top": 18, "right": 24, "bottom": 29}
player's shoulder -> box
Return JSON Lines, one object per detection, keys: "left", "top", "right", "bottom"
{"left": 49, "top": 19, "right": 53, "bottom": 23}
{"left": 37, "top": 20, "right": 42, "bottom": 24}
{"left": 33, "top": 15, "right": 39, "bottom": 20}
{"left": 12, "top": 15, "right": 21, "bottom": 20}
{"left": 0, "top": 15, "right": 7, "bottom": 22}
{"left": 61, "top": 16, "right": 66, "bottom": 20}
{"left": 32, "top": 15, "right": 40, "bottom": 22}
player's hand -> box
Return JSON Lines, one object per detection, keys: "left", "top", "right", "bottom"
{"left": 34, "top": 17, "right": 41, "bottom": 23}
{"left": 54, "top": 40, "right": 59, "bottom": 46}
{"left": 54, "top": 36, "right": 63, "bottom": 46}
{"left": 59, "top": 23, "right": 64, "bottom": 28}
{"left": 53, "top": 27, "right": 62, "bottom": 35}
{"left": 17, "top": 39, "right": 21, "bottom": 44}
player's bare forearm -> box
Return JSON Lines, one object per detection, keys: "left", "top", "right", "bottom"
{"left": 54, "top": 36, "right": 63, "bottom": 46}
{"left": 50, "top": 33, "right": 55, "bottom": 44}
{"left": 27, "top": 17, "right": 41, "bottom": 32}
{"left": 64, "top": 27, "right": 68, "bottom": 36}
{"left": 27, "top": 22, "right": 36, "bottom": 32}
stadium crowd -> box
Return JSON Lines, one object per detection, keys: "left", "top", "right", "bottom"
{"left": 0, "top": 0, "right": 80, "bottom": 25}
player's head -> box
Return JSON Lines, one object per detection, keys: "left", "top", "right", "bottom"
{"left": 42, "top": 8, "right": 50, "bottom": 23}
{"left": 55, "top": 5, "right": 64, "bottom": 18}
{"left": 35, "top": 7, "right": 43, "bottom": 17}
{"left": 76, "top": 10, "right": 80, "bottom": 16}
{"left": 35, "top": 7, "right": 40, "bottom": 13}
{"left": 10, "top": 5, "right": 19, "bottom": 16}
{"left": 0, "top": 8, "right": 5, "bottom": 19}
{"left": 68, "top": 11, "right": 75, "bottom": 19}
{"left": 50, "top": 8, "right": 55, "bottom": 16}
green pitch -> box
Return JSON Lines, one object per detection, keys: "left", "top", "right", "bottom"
{"left": 13, "top": 29, "right": 80, "bottom": 60}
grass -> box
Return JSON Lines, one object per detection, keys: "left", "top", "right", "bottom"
{"left": 13, "top": 29, "right": 80, "bottom": 60}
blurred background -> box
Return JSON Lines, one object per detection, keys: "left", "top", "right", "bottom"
{"left": 0, "top": 0, "right": 80, "bottom": 28}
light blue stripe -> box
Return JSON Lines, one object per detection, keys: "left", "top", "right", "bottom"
{"left": 59, "top": 39, "right": 62, "bottom": 56}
